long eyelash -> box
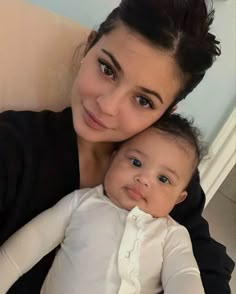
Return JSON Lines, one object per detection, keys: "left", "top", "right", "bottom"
{"left": 98, "top": 58, "right": 107, "bottom": 68}
{"left": 98, "top": 58, "right": 116, "bottom": 79}
{"left": 138, "top": 95, "right": 154, "bottom": 109}
{"left": 146, "top": 98, "right": 154, "bottom": 109}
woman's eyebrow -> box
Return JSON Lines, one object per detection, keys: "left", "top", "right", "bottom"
{"left": 101, "top": 48, "right": 163, "bottom": 104}
{"left": 139, "top": 87, "right": 163, "bottom": 104}
{"left": 101, "top": 49, "right": 122, "bottom": 72}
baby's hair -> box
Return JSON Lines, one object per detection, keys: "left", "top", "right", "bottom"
{"left": 153, "top": 113, "right": 207, "bottom": 164}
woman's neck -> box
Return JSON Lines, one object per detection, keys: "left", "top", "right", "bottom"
{"left": 77, "top": 137, "right": 115, "bottom": 159}
{"left": 77, "top": 137, "right": 115, "bottom": 188}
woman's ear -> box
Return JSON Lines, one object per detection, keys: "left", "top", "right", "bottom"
{"left": 110, "top": 150, "right": 117, "bottom": 162}
{"left": 175, "top": 191, "right": 187, "bottom": 205}
{"left": 83, "top": 30, "right": 98, "bottom": 55}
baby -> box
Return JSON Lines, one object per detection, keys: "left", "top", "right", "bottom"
{"left": 0, "top": 114, "right": 205, "bottom": 294}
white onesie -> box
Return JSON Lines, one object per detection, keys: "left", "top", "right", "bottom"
{"left": 0, "top": 185, "right": 204, "bottom": 294}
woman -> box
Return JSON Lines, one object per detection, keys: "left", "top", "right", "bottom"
{"left": 0, "top": 0, "right": 234, "bottom": 293}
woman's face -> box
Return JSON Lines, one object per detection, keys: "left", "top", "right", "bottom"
{"left": 71, "top": 24, "right": 183, "bottom": 143}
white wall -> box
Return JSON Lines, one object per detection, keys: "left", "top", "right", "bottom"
{"left": 29, "top": 0, "right": 236, "bottom": 143}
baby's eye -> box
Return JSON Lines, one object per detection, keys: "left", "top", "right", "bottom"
{"left": 130, "top": 158, "right": 142, "bottom": 168}
{"left": 99, "top": 59, "right": 115, "bottom": 80}
{"left": 158, "top": 175, "right": 170, "bottom": 184}
{"left": 135, "top": 96, "right": 153, "bottom": 109}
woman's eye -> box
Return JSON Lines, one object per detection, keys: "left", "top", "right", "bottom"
{"left": 158, "top": 175, "right": 170, "bottom": 184}
{"left": 130, "top": 158, "right": 142, "bottom": 168}
{"left": 136, "top": 96, "right": 153, "bottom": 109}
{"left": 99, "top": 60, "right": 115, "bottom": 80}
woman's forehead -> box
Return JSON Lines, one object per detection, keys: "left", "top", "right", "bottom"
{"left": 96, "top": 24, "right": 171, "bottom": 61}
{"left": 91, "top": 25, "right": 183, "bottom": 104}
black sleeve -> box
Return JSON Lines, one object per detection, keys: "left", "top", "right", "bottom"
{"left": 0, "top": 110, "right": 41, "bottom": 244}
{"left": 0, "top": 112, "right": 25, "bottom": 223}
{"left": 0, "top": 109, "right": 79, "bottom": 294}
{"left": 170, "top": 171, "right": 235, "bottom": 294}
{"left": 0, "top": 108, "right": 79, "bottom": 244}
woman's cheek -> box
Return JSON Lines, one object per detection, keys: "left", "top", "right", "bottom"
{"left": 119, "top": 118, "right": 151, "bottom": 139}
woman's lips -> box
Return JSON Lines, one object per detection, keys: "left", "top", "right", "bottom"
{"left": 126, "top": 187, "right": 143, "bottom": 201}
{"left": 84, "top": 108, "right": 108, "bottom": 130}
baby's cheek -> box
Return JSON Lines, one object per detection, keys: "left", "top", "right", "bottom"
{"left": 137, "top": 200, "right": 149, "bottom": 214}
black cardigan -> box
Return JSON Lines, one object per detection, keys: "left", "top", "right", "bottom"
{"left": 0, "top": 108, "right": 234, "bottom": 293}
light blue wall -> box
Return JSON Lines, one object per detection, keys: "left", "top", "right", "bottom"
{"left": 29, "top": 0, "right": 120, "bottom": 28}
{"left": 177, "top": 0, "right": 236, "bottom": 142}
{"left": 29, "top": 0, "right": 236, "bottom": 143}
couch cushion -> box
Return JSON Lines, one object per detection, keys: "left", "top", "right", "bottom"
{"left": 0, "top": 0, "right": 89, "bottom": 111}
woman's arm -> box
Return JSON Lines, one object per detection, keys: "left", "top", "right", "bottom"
{"left": 170, "top": 171, "right": 235, "bottom": 294}
{"left": 162, "top": 225, "right": 205, "bottom": 294}
{"left": 0, "top": 190, "right": 79, "bottom": 293}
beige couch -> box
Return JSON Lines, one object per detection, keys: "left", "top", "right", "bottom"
{"left": 0, "top": 0, "right": 89, "bottom": 112}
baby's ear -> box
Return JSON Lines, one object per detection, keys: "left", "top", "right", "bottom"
{"left": 175, "top": 191, "right": 187, "bottom": 204}
{"left": 170, "top": 105, "right": 178, "bottom": 113}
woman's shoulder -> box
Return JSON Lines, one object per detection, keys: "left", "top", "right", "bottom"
{"left": 0, "top": 107, "right": 73, "bottom": 138}
{"left": 0, "top": 107, "right": 77, "bottom": 171}
{"left": 0, "top": 107, "right": 72, "bottom": 124}
{"left": 0, "top": 107, "right": 79, "bottom": 233}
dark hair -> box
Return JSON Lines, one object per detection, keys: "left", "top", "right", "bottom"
{"left": 153, "top": 113, "right": 207, "bottom": 164}
{"left": 116, "top": 113, "right": 206, "bottom": 165}
{"left": 86, "top": 0, "right": 220, "bottom": 106}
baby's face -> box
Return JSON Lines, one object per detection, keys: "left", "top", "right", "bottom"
{"left": 104, "top": 127, "right": 196, "bottom": 217}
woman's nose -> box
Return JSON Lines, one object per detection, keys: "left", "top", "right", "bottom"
{"left": 96, "top": 88, "right": 124, "bottom": 116}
